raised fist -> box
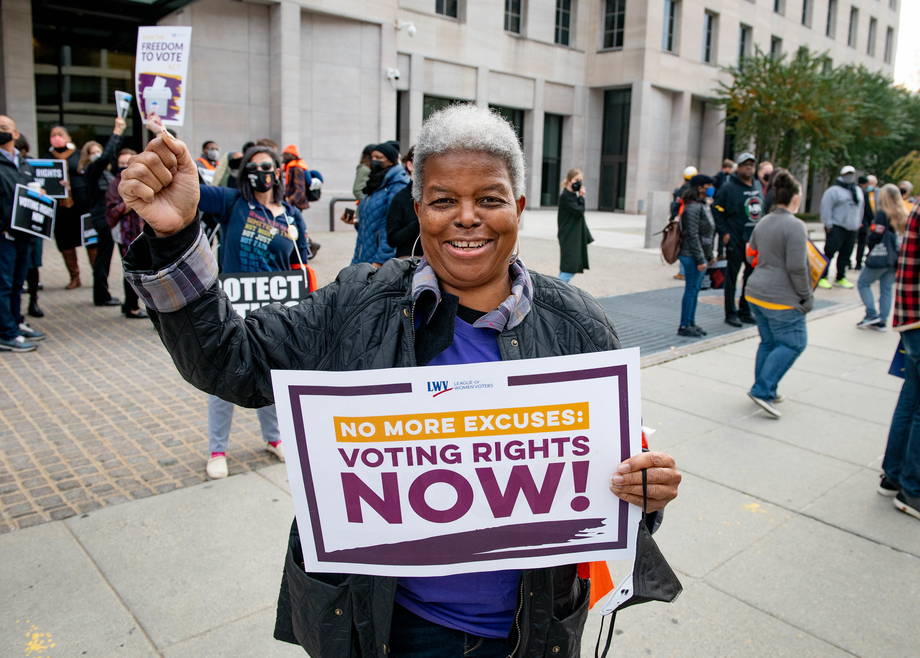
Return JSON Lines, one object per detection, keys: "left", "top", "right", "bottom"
{"left": 118, "top": 132, "right": 200, "bottom": 237}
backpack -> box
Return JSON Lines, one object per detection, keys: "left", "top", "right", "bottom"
{"left": 659, "top": 199, "right": 685, "bottom": 264}
{"left": 865, "top": 226, "right": 901, "bottom": 269}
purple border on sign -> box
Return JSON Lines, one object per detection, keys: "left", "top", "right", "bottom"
{"left": 287, "top": 364, "right": 632, "bottom": 567}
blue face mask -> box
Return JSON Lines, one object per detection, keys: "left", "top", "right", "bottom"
{"left": 705, "top": 187, "right": 715, "bottom": 198}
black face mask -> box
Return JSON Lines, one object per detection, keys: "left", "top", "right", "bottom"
{"left": 369, "top": 160, "right": 384, "bottom": 173}
{"left": 571, "top": 180, "right": 582, "bottom": 192}
{"left": 114, "top": 166, "right": 126, "bottom": 176}
{"left": 248, "top": 170, "right": 276, "bottom": 193}
{"left": 0, "top": 132, "right": 12, "bottom": 146}
{"left": 229, "top": 157, "right": 243, "bottom": 170}
{"left": 901, "top": 189, "right": 909, "bottom": 196}
{"left": 762, "top": 172, "right": 771, "bottom": 183}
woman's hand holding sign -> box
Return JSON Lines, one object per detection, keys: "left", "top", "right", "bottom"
{"left": 118, "top": 131, "right": 200, "bottom": 237}
{"left": 609, "top": 451, "right": 681, "bottom": 513}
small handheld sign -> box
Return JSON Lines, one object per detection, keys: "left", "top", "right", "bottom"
{"left": 81, "top": 213, "right": 98, "bottom": 246}
{"left": 10, "top": 184, "right": 56, "bottom": 240}
{"left": 26, "top": 160, "right": 68, "bottom": 199}
{"left": 115, "top": 90, "right": 133, "bottom": 119}
{"left": 218, "top": 270, "right": 315, "bottom": 317}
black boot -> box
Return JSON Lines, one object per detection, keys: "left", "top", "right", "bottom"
{"left": 27, "top": 268, "right": 44, "bottom": 318}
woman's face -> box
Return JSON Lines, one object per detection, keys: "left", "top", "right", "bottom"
{"left": 89, "top": 145, "right": 102, "bottom": 158}
{"left": 249, "top": 152, "right": 281, "bottom": 181}
{"left": 117, "top": 154, "right": 132, "bottom": 169}
{"left": 50, "top": 126, "right": 70, "bottom": 148}
{"left": 416, "top": 151, "right": 524, "bottom": 299}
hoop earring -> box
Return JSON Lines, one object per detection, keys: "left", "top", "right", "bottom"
{"left": 411, "top": 234, "right": 421, "bottom": 258}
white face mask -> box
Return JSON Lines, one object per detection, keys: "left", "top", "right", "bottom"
{"left": 207, "top": 148, "right": 220, "bottom": 161}
{"left": 89, "top": 153, "right": 100, "bottom": 163}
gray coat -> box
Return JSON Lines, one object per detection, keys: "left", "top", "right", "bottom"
{"left": 678, "top": 201, "right": 715, "bottom": 266}
{"left": 745, "top": 208, "right": 814, "bottom": 314}
{"left": 820, "top": 180, "right": 864, "bottom": 232}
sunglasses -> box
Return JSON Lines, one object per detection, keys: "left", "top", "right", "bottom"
{"left": 245, "top": 161, "right": 275, "bottom": 172}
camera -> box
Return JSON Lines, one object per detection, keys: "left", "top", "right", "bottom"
{"left": 387, "top": 68, "right": 401, "bottom": 81}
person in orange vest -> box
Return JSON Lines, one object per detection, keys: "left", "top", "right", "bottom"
{"left": 282, "top": 144, "right": 323, "bottom": 258}
{"left": 196, "top": 140, "right": 219, "bottom": 185}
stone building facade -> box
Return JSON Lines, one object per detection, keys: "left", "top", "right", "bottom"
{"left": 0, "top": 0, "right": 903, "bottom": 225}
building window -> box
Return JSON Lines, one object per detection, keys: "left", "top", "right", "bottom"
{"left": 822, "top": 58, "right": 833, "bottom": 74}
{"left": 867, "top": 18, "right": 877, "bottom": 56}
{"left": 826, "top": 0, "right": 837, "bottom": 38}
{"left": 739, "top": 24, "right": 752, "bottom": 62}
{"left": 555, "top": 0, "right": 572, "bottom": 46}
{"left": 662, "top": 0, "right": 678, "bottom": 53}
{"left": 436, "top": 0, "right": 459, "bottom": 18}
{"left": 802, "top": 0, "right": 812, "bottom": 27}
{"left": 603, "top": 0, "right": 626, "bottom": 50}
{"left": 773, "top": 0, "right": 784, "bottom": 15}
{"left": 847, "top": 6, "right": 858, "bottom": 47}
{"left": 890, "top": 0, "right": 897, "bottom": 10}
{"left": 703, "top": 12, "right": 717, "bottom": 64}
{"left": 423, "top": 96, "right": 466, "bottom": 120}
{"left": 490, "top": 105, "right": 525, "bottom": 145}
{"left": 884, "top": 27, "right": 894, "bottom": 64}
{"left": 505, "top": 0, "right": 522, "bottom": 34}
{"left": 770, "top": 36, "right": 782, "bottom": 58}
{"left": 541, "top": 114, "right": 565, "bottom": 206}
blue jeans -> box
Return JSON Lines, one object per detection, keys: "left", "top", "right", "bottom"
{"left": 207, "top": 395, "right": 280, "bottom": 453}
{"left": 883, "top": 329, "right": 920, "bottom": 498}
{"left": 857, "top": 266, "right": 896, "bottom": 323}
{"left": 750, "top": 305, "right": 807, "bottom": 401}
{"left": 678, "top": 255, "right": 704, "bottom": 327}
{"left": 0, "top": 232, "right": 30, "bottom": 340}
{"left": 388, "top": 604, "right": 510, "bottom": 658}
{"left": 558, "top": 272, "right": 575, "bottom": 283}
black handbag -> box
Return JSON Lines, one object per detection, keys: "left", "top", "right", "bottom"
{"left": 865, "top": 228, "right": 900, "bottom": 269}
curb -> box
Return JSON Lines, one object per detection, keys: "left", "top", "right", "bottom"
{"left": 639, "top": 300, "right": 863, "bottom": 369}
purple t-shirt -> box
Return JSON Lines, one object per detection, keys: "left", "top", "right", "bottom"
{"left": 395, "top": 313, "right": 521, "bottom": 638}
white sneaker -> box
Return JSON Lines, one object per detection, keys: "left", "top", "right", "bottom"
{"left": 748, "top": 392, "right": 782, "bottom": 418}
{"left": 266, "top": 442, "right": 285, "bottom": 462}
{"left": 206, "top": 455, "right": 228, "bottom": 479}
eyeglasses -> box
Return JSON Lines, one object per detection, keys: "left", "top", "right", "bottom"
{"left": 245, "top": 161, "right": 275, "bottom": 172}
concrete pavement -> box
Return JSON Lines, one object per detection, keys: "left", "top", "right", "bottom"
{"left": 3, "top": 302, "right": 917, "bottom": 657}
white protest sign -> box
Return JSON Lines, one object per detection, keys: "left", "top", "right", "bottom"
{"left": 135, "top": 26, "right": 191, "bottom": 126}
{"left": 272, "top": 349, "right": 643, "bottom": 577}
{"left": 115, "top": 90, "right": 133, "bottom": 119}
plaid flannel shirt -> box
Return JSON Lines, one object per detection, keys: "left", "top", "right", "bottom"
{"left": 411, "top": 256, "right": 533, "bottom": 331}
{"left": 124, "top": 228, "right": 219, "bottom": 313}
{"left": 895, "top": 200, "right": 920, "bottom": 331}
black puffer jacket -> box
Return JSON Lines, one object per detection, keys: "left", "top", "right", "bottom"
{"left": 127, "top": 235, "right": 628, "bottom": 657}
{"left": 678, "top": 201, "right": 715, "bottom": 266}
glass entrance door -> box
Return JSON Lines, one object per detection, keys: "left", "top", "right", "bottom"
{"left": 599, "top": 88, "right": 631, "bottom": 211}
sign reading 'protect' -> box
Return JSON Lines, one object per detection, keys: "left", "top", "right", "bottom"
{"left": 271, "top": 350, "right": 642, "bottom": 577}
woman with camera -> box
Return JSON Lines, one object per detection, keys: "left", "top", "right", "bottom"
{"left": 557, "top": 168, "right": 593, "bottom": 284}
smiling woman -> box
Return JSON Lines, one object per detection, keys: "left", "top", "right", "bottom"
{"left": 116, "top": 104, "right": 681, "bottom": 658}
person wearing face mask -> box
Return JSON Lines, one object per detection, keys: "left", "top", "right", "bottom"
{"left": 385, "top": 146, "right": 423, "bottom": 258}
{"left": 744, "top": 169, "right": 812, "bottom": 419}
{"left": 15, "top": 134, "right": 44, "bottom": 318}
{"left": 79, "top": 116, "right": 126, "bottom": 307}
{"left": 105, "top": 148, "right": 147, "bottom": 319}
{"left": 855, "top": 175, "right": 878, "bottom": 270}
{"left": 196, "top": 141, "right": 219, "bottom": 185}
{"left": 350, "top": 141, "right": 410, "bottom": 267}
{"left": 818, "top": 165, "right": 864, "bottom": 289}
{"left": 557, "top": 168, "right": 592, "bottom": 284}
{"left": 188, "top": 144, "right": 309, "bottom": 478}
{"left": 676, "top": 175, "right": 717, "bottom": 338}
{"left": 712, "top": 152, "right": 764, "bottom": 327}
{"left": 224, "top": 151, "right": 244, "bottom": 189}
{"left": 49, "top": 125, "right": 94, "bottom": 289}
{"left": 900, "top": 181, "right": 915, "bottom": 213}
{"left": 0, "top": 115, "right": 44, "bottom": 352}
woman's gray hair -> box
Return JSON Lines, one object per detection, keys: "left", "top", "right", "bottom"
{"left": 412, "top": 104, "right": 526, "bottom": 203}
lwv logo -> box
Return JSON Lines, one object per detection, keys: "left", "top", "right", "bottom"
{"left": 427, "top": 380, "right": 452, "bottom": 397}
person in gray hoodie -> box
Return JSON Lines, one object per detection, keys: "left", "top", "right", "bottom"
{"left": 744, "top": 169, "right": 813, "bottom": 419}
{"left": 819, "top": 165, "right": 864, "bottom": 289}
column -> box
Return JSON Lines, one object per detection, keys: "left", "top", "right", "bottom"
{"left": 524, "top": 79, "right": 545, "bottom": 209}
{"left": 668, "top": 90, "right": 692, "bottom": 186}
{"left": 700, "top": 103, "right": 725, "bottom": 177}
{"left": 0, "top": 0, "right": 37, "bottom": 144}
{"left": 379, "top": 20, "right": 397, "bottom": 143}
{"left": 625, "top": 81, "right": 652, "bottom": 214}
{"left": 270, "top": 0, "right": 300, "bottom": 149}
{"left": 408, "top": 53, "right": 424, "bottom": 146}
{"left": 476, "top": 66, "right": 489, "bottom": 108}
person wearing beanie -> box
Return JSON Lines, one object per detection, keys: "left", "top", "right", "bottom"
{"left": 350, "top": 143, "right": 410, "bottom": 266}
{"left": 676, "top": 174, "right": 717, "bottom": 337}
{"left": 818, "top": 165, "right": 864, "bottom": 289}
